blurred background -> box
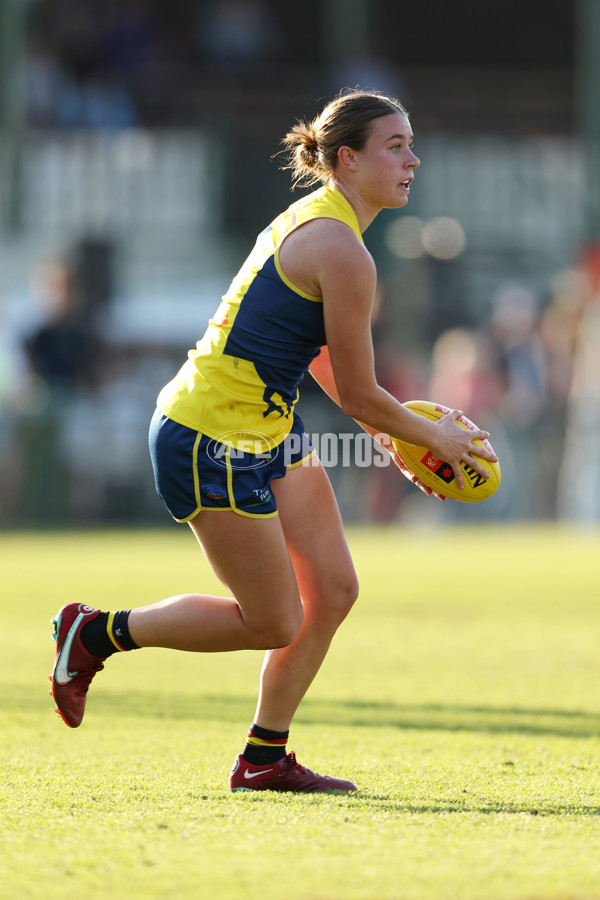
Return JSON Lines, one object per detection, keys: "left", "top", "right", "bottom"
{"left": 0, "top": 0, "right": 599, "bottom": 528}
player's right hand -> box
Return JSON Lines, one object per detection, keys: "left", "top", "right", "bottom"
{"left": 430, "top": 408, "right": 497, "bottom": 491}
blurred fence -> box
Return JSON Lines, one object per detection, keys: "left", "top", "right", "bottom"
{"left": 415, "top": 137, "right": 584, "bottom": 256}
{"left": 0, "top": 129, "right": 584, "bottom": 250}
{"left": 22, "top": 130, "right": 220, "bottom": 233}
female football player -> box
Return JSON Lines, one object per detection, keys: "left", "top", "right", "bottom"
{"left": 49, "top": 90, "right": 497, "bottom": 792}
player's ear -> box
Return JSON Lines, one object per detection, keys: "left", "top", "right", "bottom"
{"left": 338, "top": 146, "right": 358, "bottom": 171}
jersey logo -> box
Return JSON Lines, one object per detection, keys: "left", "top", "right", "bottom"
{"left": 262, "top": 386, "right": 292, "bottom": 420}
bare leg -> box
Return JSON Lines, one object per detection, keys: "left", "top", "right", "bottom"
{"left": 253, "top": 459, "right": 359, "bottom": 732}
{"left": 128, "top": 511, "right": 303, "bottom": 652}
{"left": 129, "top": 458, "right": 356, "bottom": 735}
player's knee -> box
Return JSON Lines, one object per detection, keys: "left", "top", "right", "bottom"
{"left": 337, "top": 571, "right": 360, "bottom": 619}
{"left": 323, "top": 570, "right": 359, "bottom": 623}
{"left": 268, "top": 619, "right": 302, "bottom": 648}
{"left": 248, "top": 606, "right": 303, "bottom": 649}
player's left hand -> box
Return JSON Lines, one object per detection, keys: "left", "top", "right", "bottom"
{"left": 391, "top": 446, "right": 447, "bottom": 501}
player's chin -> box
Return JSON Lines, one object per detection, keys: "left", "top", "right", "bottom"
{"left": 391, "top": 192, "right": 410, "bottom": 208}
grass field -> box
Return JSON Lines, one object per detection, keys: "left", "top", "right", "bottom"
{"left": 2, "top": 524, "right": 600, "bottom": 900}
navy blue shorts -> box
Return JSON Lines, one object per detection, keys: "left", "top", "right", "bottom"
{"left": 149, "top": 409, "right": 314, "bottom": 521}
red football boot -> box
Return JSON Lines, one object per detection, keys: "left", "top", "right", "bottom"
{"left": 229, "top": 751, "right": 357, "bottom": 793}
{"left": 49, "top": 603, "right": 106, "bottom": 728}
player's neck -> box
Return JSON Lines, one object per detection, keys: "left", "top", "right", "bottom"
{"left": 331, "top": 180, "right": 379, "bottom": 234}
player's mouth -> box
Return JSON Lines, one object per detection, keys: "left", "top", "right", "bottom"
{"left": 399, "top": 179, "right": 412, "bottom": 192}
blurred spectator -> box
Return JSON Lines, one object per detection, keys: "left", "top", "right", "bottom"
{"left": 533, "top": 268, "right": 586, "bottom": 517}
{"left": 424, "top": 325, "right": 513, "bottom": 522}
{"left": 17, "top": 259, "right": 104, "bottom": 521}
{"left": 0, "top": 299, "right": 12, "bottom": 398}
{"left": 26, "top": 0, "right": 142, "bottom": 129}
{"left": 56, "top": 65, "right": 138, "bottom": 130}
{"left": 557, "top": 243, "right": 600, "bottom": 523}
{"left": 485, "top": 282, "right": 547, "bottom": 518}
{"left": 0, "top": 295, "right": 27, "bottom": 521}
{"left": 428, "top": 327, "right": 503, "bottom": 423}
{"left": 24, "top": 260, "right": 102, "bottom": 391}
{"left": 25, "top": 0, "right": 301, "bottom": 129}
{"left": 333, "top": 45, "right": 410, "bottom": 105}
{"left": 103, "top": 0, "right": 153, "bottom": 78}
{"left": 25, "top": 34, "right": 67, "bottom": 127}
{"left": 195, "top": 0, "right": 281, "bottom": 67}
{"left": 490, "top": 284, "right": 546, "bottom": 428}
{"left": 540, "top": 269, "right": 585, "bottom": 414}
{"left": 42, "top": 0, "right": 104, "bottom": 83}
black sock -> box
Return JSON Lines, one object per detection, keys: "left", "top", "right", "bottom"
{"left": 81, "top": 610, "right": 140, "bottom": 658}
{"left": 243, "top": 722, "right": 289, "bottom": 765}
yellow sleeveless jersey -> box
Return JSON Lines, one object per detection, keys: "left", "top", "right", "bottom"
{"left": 156, "top": 185, "right": 362, "bottom": 450}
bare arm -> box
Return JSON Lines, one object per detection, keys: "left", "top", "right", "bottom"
{"left": 317, "top": 223, "right": 497, "bottom": 488}
{"left": 293, "top": 219, "right": 497, "bottom": 489}
{"left": 309, "top": 345, "right": 447, "bottom": 498}
{"left": 309, "top": 345, "right": 389, "bottom": 445}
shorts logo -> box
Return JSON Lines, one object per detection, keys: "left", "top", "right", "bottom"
{"left": 202, "top": 484, "right": 227, "bottom": 500}
{"left": 420, "top": 451, "right": 455, "bottom": 484}
{"left": 207, "top": 431, "right": 280, "bottom": 470}
{"left": 248, "top": 488, "right": 271, "bottom": 505}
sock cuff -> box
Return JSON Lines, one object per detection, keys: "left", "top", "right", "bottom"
{"left": 247, "top": 722, "right": 289, "bottom": 745}
{"left": 110, "top": 609, "right": 140, "bottom": 652}
{"left": 106, "top": 611, "right": 127, "bottom": 652}
{"left": 243, "top": 723, "right": 289, "bottom": 765}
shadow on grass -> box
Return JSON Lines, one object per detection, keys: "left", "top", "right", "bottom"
{"left": 349, "top": 795, "right": 600, "bottom": 817}
{"left": 216, "top": 790, "right": 600, "bottom": 818}
{"left": 6, "top": 685, "right": 600, "bottom": 739}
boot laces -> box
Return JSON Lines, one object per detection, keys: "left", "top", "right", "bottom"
{"left": 288, "top": 751, "right": 320, "bottom": 778}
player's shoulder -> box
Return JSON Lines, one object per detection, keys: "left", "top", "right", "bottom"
{"left": 317, "top": 218, "right": 374, "bottom": 271}
{"left": 291, "top": 216, "right": 371, "bottom": 261}
{"left": 288, "top": 219, "right": 375, "bottom": 294}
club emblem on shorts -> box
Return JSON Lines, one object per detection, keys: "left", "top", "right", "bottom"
{"left": 420, "top": 451, "right": 455, "bottom": 484}
{"left": 202, "top": 484, "right": 227, "bottom": 500}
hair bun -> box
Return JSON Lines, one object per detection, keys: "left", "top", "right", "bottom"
{"left": 299, "top": 132, "right": 319, "bottom": 166}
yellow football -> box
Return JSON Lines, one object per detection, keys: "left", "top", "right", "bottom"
{"left": 392, "top": 400, "right": 501, "bottom": 502}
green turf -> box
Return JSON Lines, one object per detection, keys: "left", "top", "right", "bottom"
{"left": 2, "top": 525, "right": 600, "bottom": 900}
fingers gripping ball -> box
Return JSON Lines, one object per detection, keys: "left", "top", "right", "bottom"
{"left": 392, "top": 401, "right": 501, "bottom": 502}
